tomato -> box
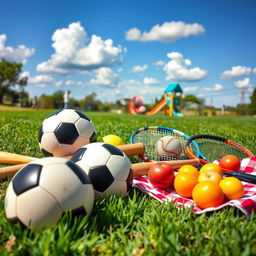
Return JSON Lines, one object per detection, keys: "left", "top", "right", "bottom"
{"left": 219, "top": 155, "right": 241, "bottom": 172}
{"left": 192, "top": 181, "right": 224, "bottom": 209}
{"left": 148, "top": 162, "right": 174, "bottom": 189}
{"left": 220, "top": 177, "right": 244, "bottom": 200}
{"left": 174, "top": 173, "right": 198, "bottom": 198}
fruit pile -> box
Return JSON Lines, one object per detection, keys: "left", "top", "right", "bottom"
{"left": 148, "top": 155, "right": 244, "bottom": 209}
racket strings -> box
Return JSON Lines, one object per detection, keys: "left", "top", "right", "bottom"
{"left": 133, "top": 129, "right": 190, "bottom": 161}
{"left": 189, "top": 138, "right": 250, "bottom": 162}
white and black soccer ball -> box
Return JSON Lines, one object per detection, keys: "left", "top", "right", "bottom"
{"left": 38, "top": 109, "right": 96, "bottom": 157}
{"left": 71, "top": 143, "right": 133, "bottom": 199}
{"left": 4, "top": 157, "right": 94, "bottom": 230}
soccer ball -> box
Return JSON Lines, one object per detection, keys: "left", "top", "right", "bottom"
{"left": 4, "top": 157, "right": 94, "bottom": 230}
{"left": 71, "top": 142, "right": 133, "bottom": 199}
{"left": 38, "top": 109, "right": 96, "bottom": 157}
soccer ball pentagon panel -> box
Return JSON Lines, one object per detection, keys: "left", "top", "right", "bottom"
{"left": 71, "top": 143, "right": 133, "bottom": 199}
{"left": 4, "top": 157, "right": 94, "bottom": 230}
{"left": 38, "top": 109, "right": 96, "bottom": 157}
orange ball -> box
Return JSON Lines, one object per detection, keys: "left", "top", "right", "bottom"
{"left": 174, "top": 173, "right": 198, "bottom": 198}
{"left": 219, "top": 177, "right": 244, "bottom": 200}
{"left": 192, "top": 181, "right": 224, "bottom": 209}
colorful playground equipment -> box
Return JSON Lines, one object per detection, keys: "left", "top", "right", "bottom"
{"left": 147, "top": 83, "right": 183, "bottom": 117}
{"left": 128, "top": 96, "right": 146, "bottom": 114}
{"left": 128, "top": 83, "right": 184, "bottom": 117}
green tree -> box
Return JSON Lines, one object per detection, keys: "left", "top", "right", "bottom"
{"left": 84, "top": 92, "right": 101, "bottom": 110}
{"left": 52, "top": 90, "right": 64, "bottom": 108}
{"left": 0, "top": 59, "right": 27, "bottom": 103}
{"left": 249, "top": 88, "right": 256, "bottom": 115}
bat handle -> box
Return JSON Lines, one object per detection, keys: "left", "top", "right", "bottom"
{"left": 223, "top": 171, "right": 256, "bottom": 184}
{"left": 0, "top": 164, "right": 26, "bottom": 178}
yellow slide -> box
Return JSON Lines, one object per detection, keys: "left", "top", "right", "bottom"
{"left": 146, "top": 98, "right": 166, "bottom": 115}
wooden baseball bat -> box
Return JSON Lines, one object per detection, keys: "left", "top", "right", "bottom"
{"left": 0, "top": 159, "right": 200, "bottom": 178}
{"left": 0, "top": 143, "right": 145, "bottom": 165}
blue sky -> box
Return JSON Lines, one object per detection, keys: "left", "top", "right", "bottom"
{"left": 0, "top": 0, "right": 255, "bottom": 107}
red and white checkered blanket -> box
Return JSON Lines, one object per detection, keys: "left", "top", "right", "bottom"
{"left": 133, "top": 157, "right": 256, "bottom": 216}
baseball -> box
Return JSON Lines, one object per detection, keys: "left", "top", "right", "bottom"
{"left": 155, "top": 136, "right": 182, "bottom": 158}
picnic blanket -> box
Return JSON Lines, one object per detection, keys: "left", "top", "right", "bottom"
{"left": 133, "top": 157, "right": 256, "bottom": 216}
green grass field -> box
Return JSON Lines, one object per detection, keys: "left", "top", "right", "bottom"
{"left": 0, "top": 109, "right": 256, "bottom": 255}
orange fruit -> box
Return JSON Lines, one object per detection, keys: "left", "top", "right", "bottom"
{"left": 198, "top": 170, "right": 223, "bottom": 184}
{"left": 178, "top": 165, "right": 199, "bottom": 179}
{"left": 192, "top": 181, "right": 224, "bottom": 209}
{"left": 174, "top": 173, "right": 198, "bottom": 198}
{"left": 219, "top": 177, "right": 244, "bottom": 200}
{"left": 199, "top": 163, "right": 223, "bottom": 176}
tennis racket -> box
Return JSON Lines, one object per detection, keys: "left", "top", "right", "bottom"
{"left": 186, "top": 134, "right": 256, "bottom": 183}
{"left": 130, "top": 126, "right": 194, "bottom": 162}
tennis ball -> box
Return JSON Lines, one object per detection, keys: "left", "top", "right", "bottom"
{"left": 155, "top": 136, "right": 182, "bottom": 158}
{"left": 102, "top": 135, "right": 124, "bottom": 146}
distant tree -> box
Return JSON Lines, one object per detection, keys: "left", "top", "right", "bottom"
{"left": 99, "top": 103, "right": 112, "bottom": 112}
{"left": 236, "top": 103, "right": 249, "bottom": 116}
{"left": 52, "top": 90, "right": 64, "bottom": 108}
{"left": 183, "top": 94, "right": 201, "bottom": 104}
{"left": 249, "top": 88, "right": 256, "bottom": 115}
{"left": 0, "top": 59, "right": 27, "bottom": 103}
{"left": 84, "top": 92, "right": 101, "bottom": 111}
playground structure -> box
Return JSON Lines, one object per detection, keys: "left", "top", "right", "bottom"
{"left": 128, "top": 83, "right": 184, "bottom": 117}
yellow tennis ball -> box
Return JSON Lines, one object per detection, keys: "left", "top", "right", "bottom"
{"left": 103, "top": 135, "right": 124, "bottom": 146}
{"left": 155, "top": 136, "right": 182, "bottom": 158}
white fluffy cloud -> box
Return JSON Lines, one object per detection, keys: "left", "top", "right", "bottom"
{"left": 0, "top": 34, "right": 35, "bottom": 64}
{"left": 37, "top": 22, "right": 125, "bottom": 75}
{"left": 154, "top": 60, "right": 166, "bottom": 66}
{"left": 143, "top": 77, "right": 160, "bottom": 85}
{"left": 90, "top": 67, "right": 119, "bottom": 86}
{"left": 220, "top": 66, "right": 254, "bottom": 79}
{"left": 125, "top": 21, "right": 205, "bottom": 42}
{"left": 234, "top": 77, "right": 252, "bottom": 88}
{"left": 132, "top": 64, "right": 148, "bottom": 72}
{"left": 203, "top": 84, "right": 223, "bottom": 91}
{"left": 183, "top": 86, "right": 198, "bottom": 93}
{"left": 163, "top": 52, "right": 207, "bottom": 81}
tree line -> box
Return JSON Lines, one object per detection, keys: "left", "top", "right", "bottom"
{"left": 0, "top": 59, "right": 256, "bottom": 115}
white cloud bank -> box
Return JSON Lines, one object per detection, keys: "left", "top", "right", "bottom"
{"left": 204, "top": 84, "right": 223, "bottom": 91}
{"left": 37, "top": 22, "right": 125, "bottom": 75}
{"left": 125, "top": 21, "right": 205, "bottom": 43}
{"left": 90, "top": 67, "right": 119, "bottom": 86}
{"left": 0, "top": 34, "right": 35, "bottom": 64}
{"left": 132, "top": 64, "right": 148, "bottom": 72}
{"left": 163, "top": 52, "right": 207, "bottom": 82}
{"left": 143, "top": 77, "right": 160, "bottom": 85}
{"left": 220, "top": 66, "right": 255, "bottom": 80}
{"left": 234, "top": 77, "right": 252, "bottom": 88}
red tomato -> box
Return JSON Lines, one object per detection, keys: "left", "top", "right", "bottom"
{"left": 148, "top": 162, "right": 174, "bottom": 189}
{"left": 219, "top": 155, "right": 241, "bottom": 172}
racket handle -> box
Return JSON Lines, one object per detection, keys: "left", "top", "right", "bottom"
{"left": 223, "top": 171, "right": 256, "bottom": 184}
{"left": 132, "top": 159, "right": 200, "bottom": 177}
{"left": 0, "top": 143, "right": 144, "bottom": 165}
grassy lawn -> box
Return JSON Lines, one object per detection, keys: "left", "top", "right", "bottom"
{"left": 0, "top": 109, "right": 256, "bottom": 255}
